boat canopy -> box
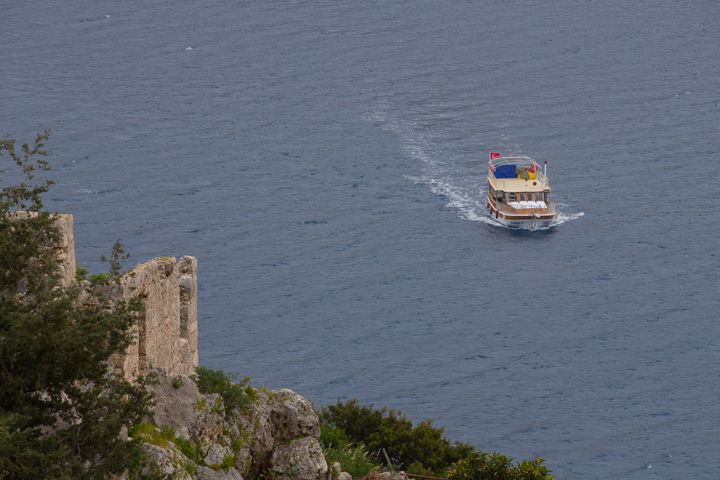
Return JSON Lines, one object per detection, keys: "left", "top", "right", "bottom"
{"left": 489, "top": 155, "right": 549, "bottom": 187}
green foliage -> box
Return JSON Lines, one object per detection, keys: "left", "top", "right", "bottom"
{"left": 100, "top": 239, "right": 129, "bottom": 276}
{"left": 320, "top": 423, "right": 351, "bottom": 450}
{"left": 75, "top": 265, "right": 88, "bottom": 282}
{"left": 171, "top": 376, "right": 184, "bottom": 389}
{"left": 192, "top": 367, "right": 256, "bottom": 412}
{"left": 321, "top": 401, "right": 552, "bottom": 479}
{"left": 173, "top": 436, "right": 204, "bottom": 466}
{"left": 446, "top": 452, "right": 553, "bottom": 480}
{"left": 320, "top": 423, "right": 377, "bottom": 479}
{"left": 131, "top": 421, "right": 205, "bottom": 468}
{"left": 323, "top": 444, "right": 377, "bottom": 479}
{"left": 130, "top": 422, "right": 176, "bottom": 448}
{"left": 320, "top": 400, "right": 474, "bottom": 475}
{"left": 0, "top": 132, "right": 155, "bottom": 479}
{"left": 219, "top": 454, "right": 236, "bottom": 471}
{"left": 89, "top": 272, "right": 113, "bottom": 284}
{"left": 0, "top": 129, "right": 53, "bottom": 211}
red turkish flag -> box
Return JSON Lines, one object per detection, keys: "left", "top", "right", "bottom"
{"left": 489, "top": 152, "right": 502, "bottom": 160}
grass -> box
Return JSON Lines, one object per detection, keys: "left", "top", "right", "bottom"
{"left": 192, "top": 367, "right": 257, "bottom": 412}
{"left": 323, "top": 444, "right": 376, "bottom": 480}
{"left": 130, "top": 422, "right": 205, "bottom": 467}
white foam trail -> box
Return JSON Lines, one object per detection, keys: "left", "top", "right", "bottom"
{"left": 365, "top": 103, "right": 584, "bottom": 230}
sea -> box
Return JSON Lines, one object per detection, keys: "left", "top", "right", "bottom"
{"left": 2, "top": 1, "right": 719, "bottom": 478}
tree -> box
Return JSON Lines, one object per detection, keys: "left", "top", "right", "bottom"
{"left": 0, "top": 132, "right": 156, "bottom": 479}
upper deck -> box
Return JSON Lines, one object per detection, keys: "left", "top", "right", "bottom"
{"left": 488, "top": 155, "right": 550, "bottom": 193}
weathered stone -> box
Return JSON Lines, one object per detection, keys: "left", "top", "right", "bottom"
{"left": 142, "top": 443, "right": 193, "bottom": 480}
{"left": 148, "top": 374, "right": 201, "bottom": 439}
{"left": 338, "top": 472, "right": 353, "bottom": 480}
{"left": 230, "top": 390, "right": 274, "bottom": 477}
{"left": 179, "top": 256, "right": 198, "bottom": 372}
{"left": 195, "top": 466, "right": 244, "bottom": 480}
{"left": 203, "top": 443, "right": 233, "bottom": 468}
{"left": 104, "top": 254, "right": 198, "bottom": 379}
{"left": 270, "top": 436, "right": 328, "bottom": 480}
{"left": 189, "top": 393, "right": 226, "bottom": 446}
{"left": 270, "top": 389, "right": 321, "bottom": 442}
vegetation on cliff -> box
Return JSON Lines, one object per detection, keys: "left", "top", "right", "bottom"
{"left": 321, "top": 400, "right": 553, "bottom": 479}
{"left": 0, "top": 132, "right": 157, "bottom": 479}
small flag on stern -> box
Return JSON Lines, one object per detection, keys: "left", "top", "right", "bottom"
{"left": 489, "top": 151, "right": 501, "bottom": 160}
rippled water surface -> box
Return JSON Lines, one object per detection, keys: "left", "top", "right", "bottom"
{"left": 3, "top": 1, "right": 720, "bottom": 478}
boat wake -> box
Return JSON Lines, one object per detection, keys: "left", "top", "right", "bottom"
{"left": 365, "top": 104, "right": 584, "bottom": 230}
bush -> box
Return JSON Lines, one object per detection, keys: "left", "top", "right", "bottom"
{"left": 192, "top": 367, "right": 256, "bottom": 412}
{"left": 324, "top": 444, "right": 376, "bottom": 479}
{"left": 320, "top": 423, "right": 351, "bottom": 450}
{"left": 446, "top": 452, "right": 553, "bottom": 480}
{"left": 320, "top": 400, "right": 474, "bottom": 475}
{"left": 0, "top": 131, "right": 158, "bottom": 479}
{"left": 320, "top": 400, "right": 552, "bottom": 479}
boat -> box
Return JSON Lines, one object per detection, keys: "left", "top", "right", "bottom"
{"left": 486, "top": 152, "right": 556, "bottom": 229}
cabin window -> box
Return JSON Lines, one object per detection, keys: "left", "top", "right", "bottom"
{"left": 495, "top": 190, "right": 504, "bottom": 202}
{"left": 507, "top": 192, "right": 516, "bottom": 202}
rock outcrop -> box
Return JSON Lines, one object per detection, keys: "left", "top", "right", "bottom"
{"left": 143, "top": 374, "right": 328, "bottom": 480}
{"left": 31, "top": 213, "right": 342, "bottom": 479}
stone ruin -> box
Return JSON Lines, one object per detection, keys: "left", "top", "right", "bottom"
{"left": 51, "top": 213, "right": 198, "bottom": 379}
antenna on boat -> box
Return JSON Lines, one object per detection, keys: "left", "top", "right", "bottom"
{"left": 544, "top": 160, "right": 547, "bottom": 182}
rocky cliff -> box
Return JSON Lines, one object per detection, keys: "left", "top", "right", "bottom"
{"left": 43, "top": 215, "right": 349, "bottom": 480}
{"left": 137, "top": 373, "right": 331, "bottom": 480}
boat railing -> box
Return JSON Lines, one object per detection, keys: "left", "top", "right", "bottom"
{"left": 489, "top": 155, "right": 549, "bottom": 187}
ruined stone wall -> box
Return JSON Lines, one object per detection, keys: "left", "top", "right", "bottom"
{"left": 109, "top": 256, "right": 198, "bottom": 378}
{"left": 36, "top": 213, "right": 198, "bottom": 379}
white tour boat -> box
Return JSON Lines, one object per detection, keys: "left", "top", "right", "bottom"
{"left": 486, "top": 152, "right": 556, "bottom": 230}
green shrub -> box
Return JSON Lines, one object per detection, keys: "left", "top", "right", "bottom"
{"left": 323, "top": 444, "right": 377, "bottom": 480}
{"left": 171, "top": 376, "right": 184, "bottom": 389}
{"left": 130, "top": 422, "right": 206, "bottom": 468}
{"left": 129, "top": 422, "right": 176, "bottom": 448}
{"left": 75, "top": 265, "right": 88, "bottom": 281}
{"left": 446, "top": 452, "right": 553, "bottom": 480}
{"left": 173, "top": 436, "right": 204, "bottom": 465}
{"left": 192, "top": 367, "right": 256, "bottom": 412}
{"left": 89, "top": 272, "right": 112, "bottom": 284}
{"left": 320, "top": 400, "right": 473, "bottom": 475}
{"left": 220, "top": 454, "right": 236, "bottom": 471}
{"left": 320, "top": 423, "right": 351, "bottom": 450}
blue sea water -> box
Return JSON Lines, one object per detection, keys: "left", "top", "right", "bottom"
{"left": 2, "top": 1, "right": 720, "bottom": 478}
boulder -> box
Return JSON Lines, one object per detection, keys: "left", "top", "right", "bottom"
{"left": 195, "top": 466, "right": 244, "bottom": 480}
{"left": 149, "top": 374, "right": 202, "bottom": 439}
{"left": 270, "top": 389, "right": 321, "bottom": 442}
{"left": 142, "top": 443, "right": 193, "bottom": 480}
{"left": 203, "top": 443, "right": 233, "bottom": 468}
{"left": 229, "top": 390, "right": 274, "bottom": 476}
{"left": 189, "top": 393, "right": 226, "bottom": 446}
{"left": 270, "top": 436, "right": 328, "bottom": 480}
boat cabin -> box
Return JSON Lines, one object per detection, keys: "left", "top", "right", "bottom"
{"left": 486, "top": 154, "right": 556, "bottom": 226}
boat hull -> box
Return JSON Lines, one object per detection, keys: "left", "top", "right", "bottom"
{"left": 493, "top": 215, "right": 554, "bottom": 231}
{"left": 487, "top": 199, "right": 555, "bottom": 230}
